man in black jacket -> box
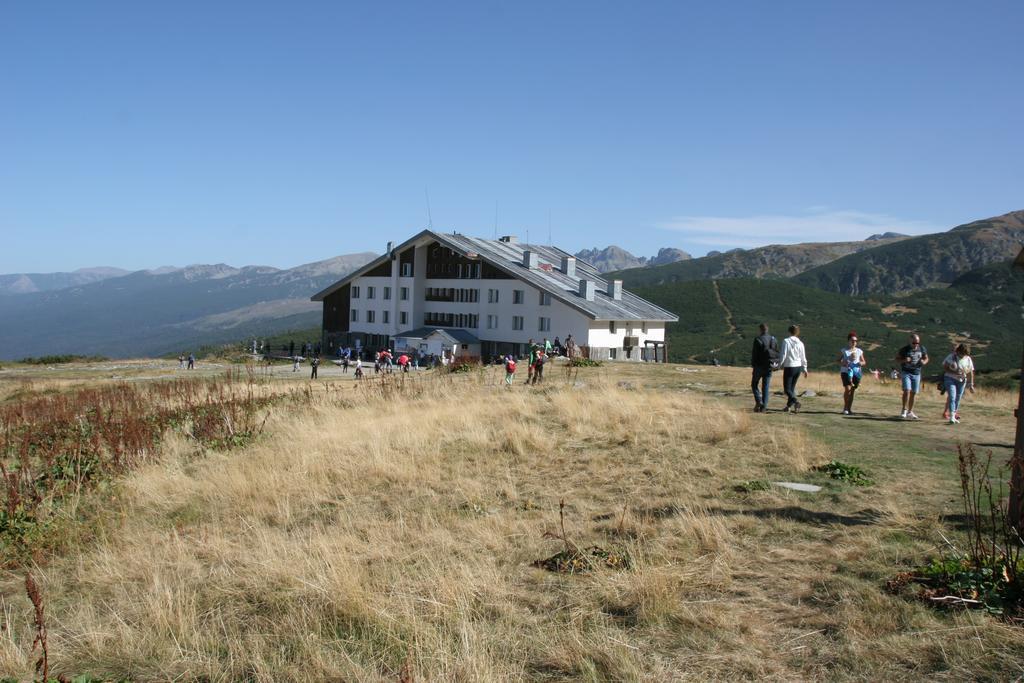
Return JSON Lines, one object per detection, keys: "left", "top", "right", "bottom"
{"left": 750, "top": 322, "right": 779, "bottom": 412}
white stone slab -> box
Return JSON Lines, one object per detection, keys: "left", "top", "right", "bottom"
{"left": 772, "top": 482, "right": 822, "bottom": 493}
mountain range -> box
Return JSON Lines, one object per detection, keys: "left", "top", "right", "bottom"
{"left": 790, "top": 211, "right": 1024, "bottom": 294}
{"left": 0, "top": 253, "right": 375, "bottom": 359}
{"left": 0, "top": 210, "right": 1020, "bottom": 365}
{"left": 0, "top": 267, "right": 130, "bottom": 296}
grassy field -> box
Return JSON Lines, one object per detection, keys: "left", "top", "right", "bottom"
{"left": 0, "top": 359, "right": 1021, "bottom": 681}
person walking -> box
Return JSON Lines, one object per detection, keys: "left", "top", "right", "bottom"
{"left": 354, "top": 357, "right": 364, "bottom": 379}
{"left": 342, "top": 355, "right": 350, "bottom": 374}
{"left": 504, "top": 354, "right": 517, "bottom": 387}
{"left": 780, "top": 324, "right": 808, "bottom": 413}
{"left": 531, "top": 350, "right": 545, "bottom": 385}
{"left": 310, "top": 355, "right": 319, "bottom": 380}
{"left": 896, "top": 333, "right": 929, "bottom": 419}
{"left": 178, "top": 353, "right": 185, "bottom": 369}
{"left": 750, "top": 323, "right": 780, "bottom": 412}
{"left": 942, "top": 343, "right": 975, "bottom": 423}
{"left": 187, "top": 352, "right": 195, "bottom": 370}
{"left": 837, "top": 332, "right": 866, "bottom": 415}
{"left": 292, "top": 355, "right": 300, "bottom": 372}
{"left": 527, "top": 340, "right": 537, "bottom": 382}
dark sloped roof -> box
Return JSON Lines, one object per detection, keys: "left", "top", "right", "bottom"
{"left": 312, "top": 230, "right": 678, "bottom": 322}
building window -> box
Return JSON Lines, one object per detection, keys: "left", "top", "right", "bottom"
{"left": 642, "top": 322, "right": 647, "bottom": 334}
{"left": 400, "top": 311, "right": 408, "bottom": 325}
{"left": 513, "top": 316, "right": 524, "bottom": 331}
{"left": 609, "top": 321, "right": 617, "bottom": 334}
{"left": 609, "top": 348, "right": 618, "bottom": 360}
{"left": 513, "top": 289, "right": 524, "bottom": 304}
{"left": 367, "top": 286, "right": 375, "bottom": 300}
{"left": 383, "top": 311, "right": 390, "bottom": 324}
{"left": 538, "top": 317, "right": 550, "bottom": 332}
{"left": 383, "top": 287, "right": 391, "bottom": 300}
{"left": 352, "top": 286, "right": 360, "bottom": 299}
{"left": 488, "top": 288, "right": 499, "bottom": 304}
{"left": 366, "top": 310, "right": 375, "bottom": 323}
{"left": 539, "top": 292, "right": 551, "bottom": 306}
{"left": 401, "top": 262, "right": 412, "bottom": 277}
{"left": 400, "top": 287, "right": 408, "bottom": 301}
{"left": 487, "top": 315, "right": 498, "bottom": 329}
{"left": 351, "top": 309, "right": 359, "bottom": 322}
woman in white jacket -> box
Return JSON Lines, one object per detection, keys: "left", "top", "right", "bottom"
{"left": 780, "top": 325, "right": 808, "bottom": 413}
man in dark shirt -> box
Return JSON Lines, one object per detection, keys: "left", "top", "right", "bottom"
{"left": 896, "top": 333, "right": 929, "bottom": 419}
{"left": 750, "top": 322, "right": 779, "bottom": 412}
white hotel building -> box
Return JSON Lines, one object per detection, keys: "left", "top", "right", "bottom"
{"left": 312, "top": 230, "right": 678, "bottom": 361}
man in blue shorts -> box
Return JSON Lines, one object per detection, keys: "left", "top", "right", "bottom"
{"left": 896, "top": 333, "right": 929, "bottom": 419}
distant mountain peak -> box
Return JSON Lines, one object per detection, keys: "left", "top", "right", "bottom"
{"left": 575, "top": 245, "right": 691, "bottom": 273}
{"left": 866, "top": 232, "right": 908, "bottom": 241}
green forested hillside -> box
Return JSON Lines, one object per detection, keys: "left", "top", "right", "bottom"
{"left": 632, "top": 262, "right": 1023, "bottom": 371}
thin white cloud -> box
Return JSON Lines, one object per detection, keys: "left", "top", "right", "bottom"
{"left": 656, "top": 209, "right": 940, "bottom": 251}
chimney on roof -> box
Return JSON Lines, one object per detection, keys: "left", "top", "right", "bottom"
{"left": 579, "top": 279, "right": 596, "bottom": 301}
{"left": 499, "top": 235, "right": 518, "bottom": 243}
{"left": 560, "top": 256, "right": 576, "bottom": 278}
{"left": 523, "top": 250, "right": 539, "bottom": 269}
{"left": 607, "top": 279, "right": 623, "bottom": 300}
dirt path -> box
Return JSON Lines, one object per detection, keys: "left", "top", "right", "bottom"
{"left": 712, "top": 279, "right": 737, "bottom": 336}
{"left": 709, "top": 279, "right": 742, "bottom": 355}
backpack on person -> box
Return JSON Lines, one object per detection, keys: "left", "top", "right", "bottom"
{"left": 767, "top": 338, "right": 782, "bottom": 370}
{"left": 505, "top": 359, "right": 516, "bottom": 374}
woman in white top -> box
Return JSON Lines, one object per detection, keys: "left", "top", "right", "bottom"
{"left": 780, "top": 324, "right": 808, "bottom": 413}
{"left": 836, "top": 331, "right": 867, "bottom": 416}
{"left": 942, "top": 343, "right": 975, "bottom": 424}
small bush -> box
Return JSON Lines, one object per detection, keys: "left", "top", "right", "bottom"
{"left": 813, "top": 460, "right": 873, "bottom": 486}
{"left": 734, "top": 480, "right": 772, "bottom": 493}
{"left": 570, "top": 357, "right": 602, "bottom": 367}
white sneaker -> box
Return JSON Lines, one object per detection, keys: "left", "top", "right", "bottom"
{"left": 842, "top": 409, "right": 850, "bottom": 415}
{"left": 900, "top": 410, "right": 908, "bottom": 419}
{"left": 949, "top": 417, "right": 958, "bottom": 424}
{"left": 908, "top": 412, "right": 919, "bottom": 420}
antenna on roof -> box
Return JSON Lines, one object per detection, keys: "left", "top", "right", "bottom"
{"left": 494, "top": 200, "right": 498, "bottom": 240}
{"left": 424, "top": 187, "right": 434, "bottom": 231}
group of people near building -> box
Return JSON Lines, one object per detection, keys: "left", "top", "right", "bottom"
{"left": 501, "top": 338, "right": 557, "bottom": 387}
{"left": 750, "top": 324, "right": 976, "bottom": 424}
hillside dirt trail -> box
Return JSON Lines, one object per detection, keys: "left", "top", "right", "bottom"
{"left": 708, "top": 279, "right": 743, "bottom": 357}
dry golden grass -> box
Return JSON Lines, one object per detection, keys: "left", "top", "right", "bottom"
{"left": 0, "top": 363, "right": 1021, "bottom": 681}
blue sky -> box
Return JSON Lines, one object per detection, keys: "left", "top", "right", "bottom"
{"left": 1, "top": 1, "right": 1021, "bottom": 272}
